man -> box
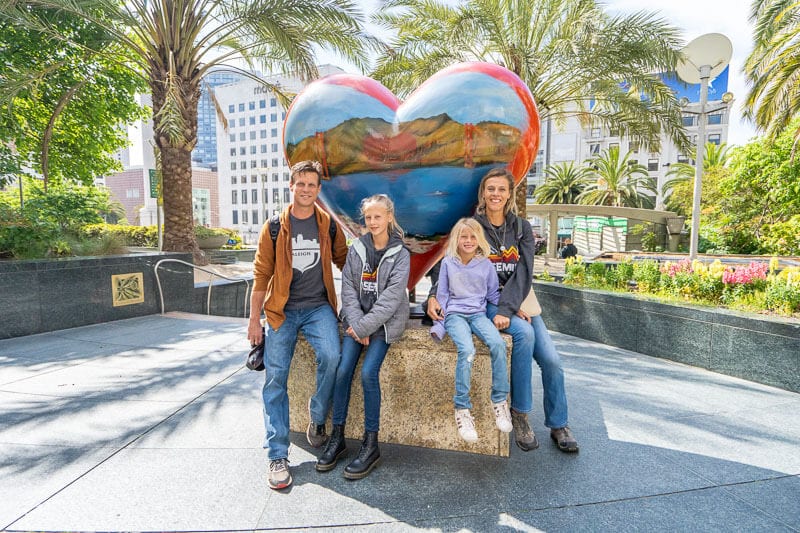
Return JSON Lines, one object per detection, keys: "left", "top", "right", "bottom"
{"left": 248, "top": 160, "right": 348, "bottom": 490}
{"left": 559, "top": 238, "right": 578, "bottom": 259}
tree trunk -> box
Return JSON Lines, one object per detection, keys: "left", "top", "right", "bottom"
{"left": 150, "top": 71, "right": 203, "bottom": 263}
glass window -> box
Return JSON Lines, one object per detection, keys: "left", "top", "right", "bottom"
{"left": 283, "top": 172, "right": 289, "bottom": 181}
{"left": 589, "top": 143, "right": 600, "bottom": 155}
{"left": 281, "top": 112, "right": 286, "bottom": 120}
{"left": 249, "top": 131, "right": 256, "bottom": 140}
{"left": 270, "top": 97, "right": 277, "bottom": 107}
{"left": 239, "top": 132, "right": 246, "bottom": 141}
{"left": 250, "top": 145, "right": 256, "bottom": 154}
{"left": 230, "top": 148, "right": 236, "bottom": 156}
{"left": 252, "top": 189, "right": 258, "bottom": 203}
{"left": 708, "top": 113, "right": 723, "bottom": 125}
{"left": 249, "top": 101, "right": 255, "bottom": 110}
{"left": 272, "top": 143, "right": 278, "bottom": 152}
{"left": 260, "top": 115, "right": 266, "bottom": 123}
{"left": 252, "top": 210, "right": 259, "bottom": 225}
{"left": 261, "top": 144, "right": 267, "bottom": 153}
{"left": 260, "top": 130, "right": 267, "bottom": 138}
{"left": 590, "top": 127, "right": 601, "bottom": 138}
{"left": 238, "top": 103, "right": 245, "bottom": 112}
{"left": 270, "top": 113, "right": 277, "bottom": 122}
{"left": 261, "top": 174, "right": 267, "bottom": 183}
{"left": 273, "top": 189, "right": 280, "bottom": 202}
{"left": 260, "top": 100, "right": 266, "bottom": 108}
{"left": 242, "top": 210, "right": 248, "bottom": 223}
{"left": 609, "top": 128, "right": 619, "bottom": 137}
{"left": 261, "top": 159, "right": 268, "bottom": 167}
{"left": 239, "top": 147, "right": 246, "bottom": 155}
{"left": 250, "top": 160, "right": 257, "bottom": 168}
{"left": 272, "top": 158, "right": 279, "bottom": 167}
{"left": 648, "top": 158, "right": 659, "bottom": 171}
{"left": 272, "top": 173, "right": 279, "bottom": 182}
{"left": 229, "top": 134, "right": 235, "bottom": 142}
{"left": 231, "top": 176, "right": 237, "bottom": 184}
{"left": 708, "top": 133, "right": 721, "bottom": 145}
{"left": 230, "top": 162, "right": 236, "bottom": 170}
{"left": 249, "top": 116, "right": 255, "bottom": 125}
{"left": 284, "top": 188, "right": 290, "bottom": 203}
{"left": 231, "top": 191, "right": 237, "bottom": 204}
{"left": 241, "top": 190, "right": 247, "bottom": 204}
{"left": 228, "top": 104, "right": 235, "bottom": 113}
{"left": 682, "top": 115, "right": 695, "bottom": 127}
{"left": 238, "top": 118, "right": 244, "bottom": 126}
{"left": 251, "top": 175, "right": 258, "bottom": 183}
{"left": 239, "top": 161, "right": 246, "bottom": 169}
{"left": 232, "top": 210, "right": 238, "bottom": 224}
{"left": 263, "top": 187, "right": 268, "bottom": 200}
{"left": 271, "top": 128, "right": 278, "bottom": 137}
{"left": 677, "top": 153, "right": 689, "bottom": 163}
{"left": 627, "top": 159, "right": 639, "bottom": 166}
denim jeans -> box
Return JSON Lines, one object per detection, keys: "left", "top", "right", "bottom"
{"left": 332, "top": 334, "right": 390, "bottom": 432}
{"left": 445, "top": 312, "right": 509, "bottom": 409}
{"left": 486, "top": 303, "right": 569, "bottom": 428}
{"left": 262, "top": 304, "right": 340, "bottom": 460}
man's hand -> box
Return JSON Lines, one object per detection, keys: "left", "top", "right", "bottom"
{"left": 493, "top": 314, "right": 511, "bottom": 330}
{"left": 427, "top": 296, "right": 443, "bottom": 321}
{"left": 516, "top": 309, "right": 532, "bottom": 323}
{"left": 247, "top": 319, "right": 263, "bottom": 346}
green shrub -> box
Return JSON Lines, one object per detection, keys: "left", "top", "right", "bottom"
{"left": 632, "top": 260, "right": 662, "bottom": 292}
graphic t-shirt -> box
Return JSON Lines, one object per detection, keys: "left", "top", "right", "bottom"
{"left": 359, "top": 244, "right": 387, "bottom": 314}
{"left": 285, "top": 213, "right": 329, "bottom": 310}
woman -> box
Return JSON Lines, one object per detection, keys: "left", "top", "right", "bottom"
{"left": 428, "top": 167, "right": 578, "bottom": 453}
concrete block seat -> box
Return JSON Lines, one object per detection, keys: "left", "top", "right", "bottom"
{"left": 288, "top": 320, "right": 512, "bottom": 456}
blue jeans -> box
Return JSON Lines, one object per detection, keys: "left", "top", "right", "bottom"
{"left": 262, "top": 304, "right": 341, "bottom": 460}
{"left": 445, "top": 312, "right": 509, "bottom": 409}
{"left": 332, "top": 334, "right": 390, "bottom": 432}
{"left": 486, "top": 303, "right": 569, "bottom": 428}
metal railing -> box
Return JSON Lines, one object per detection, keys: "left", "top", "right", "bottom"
{"left": 154, "top": 258, "right": 251, "bottom": 317}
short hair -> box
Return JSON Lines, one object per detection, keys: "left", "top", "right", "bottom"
{"left": 290, "top": 160, "right": 323, "bottom": 185}
{"left": 475, "top": 167, "right": 518, "bottom": 216}
{"left": 445, "top": 218, "right": 492, "bottom": 258}
{"left": 360, "top": 193, "right": 405, "bottom": 237}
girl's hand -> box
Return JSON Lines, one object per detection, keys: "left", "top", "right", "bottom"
{"left": 493, "top": 314, "right": 511, "bottom": 330}
{"left": 346, "top": 326, "right": 369, "bottom": 345}
{"left": 516, "top": 309, "right": 531, "bottom": 323}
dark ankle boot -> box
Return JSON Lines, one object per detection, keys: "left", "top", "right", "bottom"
{"left": 344, "top": 431, "right": 380, "bottom": 480}
{"left": 316, "top": 424, "right": 347, "bottom": 472}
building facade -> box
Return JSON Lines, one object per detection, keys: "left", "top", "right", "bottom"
{"left": 213, "top": 65, "right": 343, "bottom": 244}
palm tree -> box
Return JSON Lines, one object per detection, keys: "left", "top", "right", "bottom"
{"left": 578, "top": 146, "right": 655, "bottom": 208}
{"left": 533, "top": 162, "right": 588, "bottom": 204}
{"left": 372, "top": 0, "right": 690, "bottom": 214}
{"left": 0, "top": 1, "right": 372, "bottom": 256}
{"left": 662, "top": 142, "right": 731, "bottom": 198}
{"left": 744, "top": 0, "right": 800, "bottom": 142}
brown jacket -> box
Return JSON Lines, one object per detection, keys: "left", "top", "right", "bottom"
{"left": 252, "top": 204, "right": 348, "bottom": 330}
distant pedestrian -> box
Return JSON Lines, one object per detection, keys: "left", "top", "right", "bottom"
{"left": 559, "top": 238, "right": 578, "bottom": 259}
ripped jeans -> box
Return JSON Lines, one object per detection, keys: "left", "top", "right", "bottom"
{"left": 444, "top": 312, "right": 509, "bottom": 409}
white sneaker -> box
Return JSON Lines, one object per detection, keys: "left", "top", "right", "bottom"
{"left": 493, "top": 400, "right": 513, "bottom": 433}
{"left": 455, "top": 408, "right": 478, "bottom": 442}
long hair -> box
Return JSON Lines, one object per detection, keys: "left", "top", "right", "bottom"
{"left": 360, "top": 193, "right": 404, "bottom": 237}
{"left": 445, "top": 218, "right": 491, "bottom": 258}
{"left": 475, "top": 167, "right": 518, "bottom": 216}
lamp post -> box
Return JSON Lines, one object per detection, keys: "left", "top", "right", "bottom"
{"left": 676, "top": 33, "right": 732, "bottom": 260}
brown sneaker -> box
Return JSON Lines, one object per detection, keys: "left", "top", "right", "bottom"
{"left": 306, "top": 398, "right": 328, "bottom": 448}
{"left": 510, "top": 409, "right": 539, "bottom": 451}
{"left": 267, "top": 458, "right": 292, "bottom": 490}
{"left": 550, "top": 426, "right": 579, "bottom": 453}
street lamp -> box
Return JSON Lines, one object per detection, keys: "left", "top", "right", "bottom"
{"left": 676, "top": 33, "right": 732, "bottom": 260}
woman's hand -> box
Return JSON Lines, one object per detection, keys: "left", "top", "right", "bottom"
{"left": 427, "top": 296, "right": 443, "bottom": 321}
{"left": 516, "top": 309, "right": 532, "bottom": 323}
{"left": 493, "top": 314, "right": 511, "bottom": 330}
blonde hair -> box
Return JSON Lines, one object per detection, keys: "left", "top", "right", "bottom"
{"left": 445, "top": 218, "right": 491, "bottom": 258}
{"left": 360, "top": 194, "right": 404, "bottom": 237}
{"left": 475, "top": 167, "right": 518, "bottom": 215}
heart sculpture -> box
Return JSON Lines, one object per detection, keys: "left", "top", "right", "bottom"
{"left": 284, "top": 62, "right": 540, "bottom": 289}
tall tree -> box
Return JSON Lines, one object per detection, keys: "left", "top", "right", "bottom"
{"left": 0, "top": 0, "right": 372, "bottom": 257}
{"left": 578, "top": 146, "right": 655, "bottom": 208}
{"left": 662, "top": 142, "right": 731, "bottom": 200}
{"left": 744, "top": 0, "right": 800, "bottom": 142}
{"left": 0, "top": 14, "right": 145, "bottom": 189}
{"left": 372, "top": 0, "right": 690, "bottom": 214}
{"left": 533, "top": 161, "right": 588, "bottom": 204}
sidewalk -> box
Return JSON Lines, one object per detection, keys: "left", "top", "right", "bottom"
{"left": 1, "top": 313, "right": 798, "bottom": 532}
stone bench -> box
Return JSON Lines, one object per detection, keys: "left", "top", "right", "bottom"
{"left": 288, "top": 320, "right": 512, "bottom": 457}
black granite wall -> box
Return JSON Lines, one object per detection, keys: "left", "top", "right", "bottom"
{"left": 535, "top": 281, "right": 800, "bottom": 393}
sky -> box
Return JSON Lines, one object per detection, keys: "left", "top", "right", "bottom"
{"left": 323, "top": 0, "right": 759, "bottom": 147}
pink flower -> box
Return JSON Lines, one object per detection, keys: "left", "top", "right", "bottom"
{"left": 722, "top": 262, "right": 768, "bottom": 285}
{"left": 661, "top": 258, "right": 693, "bottom": 278}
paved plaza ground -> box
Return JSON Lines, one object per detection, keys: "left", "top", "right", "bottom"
{"left": 0, "top": 312, "right": 798, "bottom": 532}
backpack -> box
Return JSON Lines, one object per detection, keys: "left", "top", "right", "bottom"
{"left": 268, "top": 214, "right": 338, "bottom": 252}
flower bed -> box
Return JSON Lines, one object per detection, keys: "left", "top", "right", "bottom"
{"left": 560, "top": 256, "right": 800, "bottom": 318}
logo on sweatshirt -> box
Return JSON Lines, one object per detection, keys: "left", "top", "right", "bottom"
{"left": 361, "top": 264, "right": 378, "bottom": 294}
{"left": 292, "top": 234, "right": 320, "bottom": 273}
{"left": 488, "top": 245, "right": 519, "bottom": 273}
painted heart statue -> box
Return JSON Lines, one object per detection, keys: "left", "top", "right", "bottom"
{"left": 283, "top": 62, "right": 540, "bottom": 288}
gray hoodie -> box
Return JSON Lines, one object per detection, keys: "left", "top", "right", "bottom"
{"left": 340, "top": 233, "right": 410, "bottom": 343}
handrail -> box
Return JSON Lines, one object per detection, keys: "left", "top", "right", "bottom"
{"left": 154, "top": 258, "right": 251, "bottom": 317}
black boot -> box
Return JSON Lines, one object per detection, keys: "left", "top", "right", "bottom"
{"left": 344, "top": 431, "right": 380, "bottom": 480}
{"left": 316, "top": 424, "right": 347, "bottom": 472}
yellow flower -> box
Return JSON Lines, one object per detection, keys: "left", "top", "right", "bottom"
{"left": 769, "top": 256, "right": 780, "bottom": 274}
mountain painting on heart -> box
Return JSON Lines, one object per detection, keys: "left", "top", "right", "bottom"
{"left": 284, "top": 62, "right": 540, "bottom": 288}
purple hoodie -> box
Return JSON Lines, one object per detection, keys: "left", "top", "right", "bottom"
{"left": 431, "top": 255, "right": 500, "bottom": 340}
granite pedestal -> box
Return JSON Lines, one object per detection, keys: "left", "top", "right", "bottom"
{"left": 288, "top": 320, "right": 512, "bottom": 456}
